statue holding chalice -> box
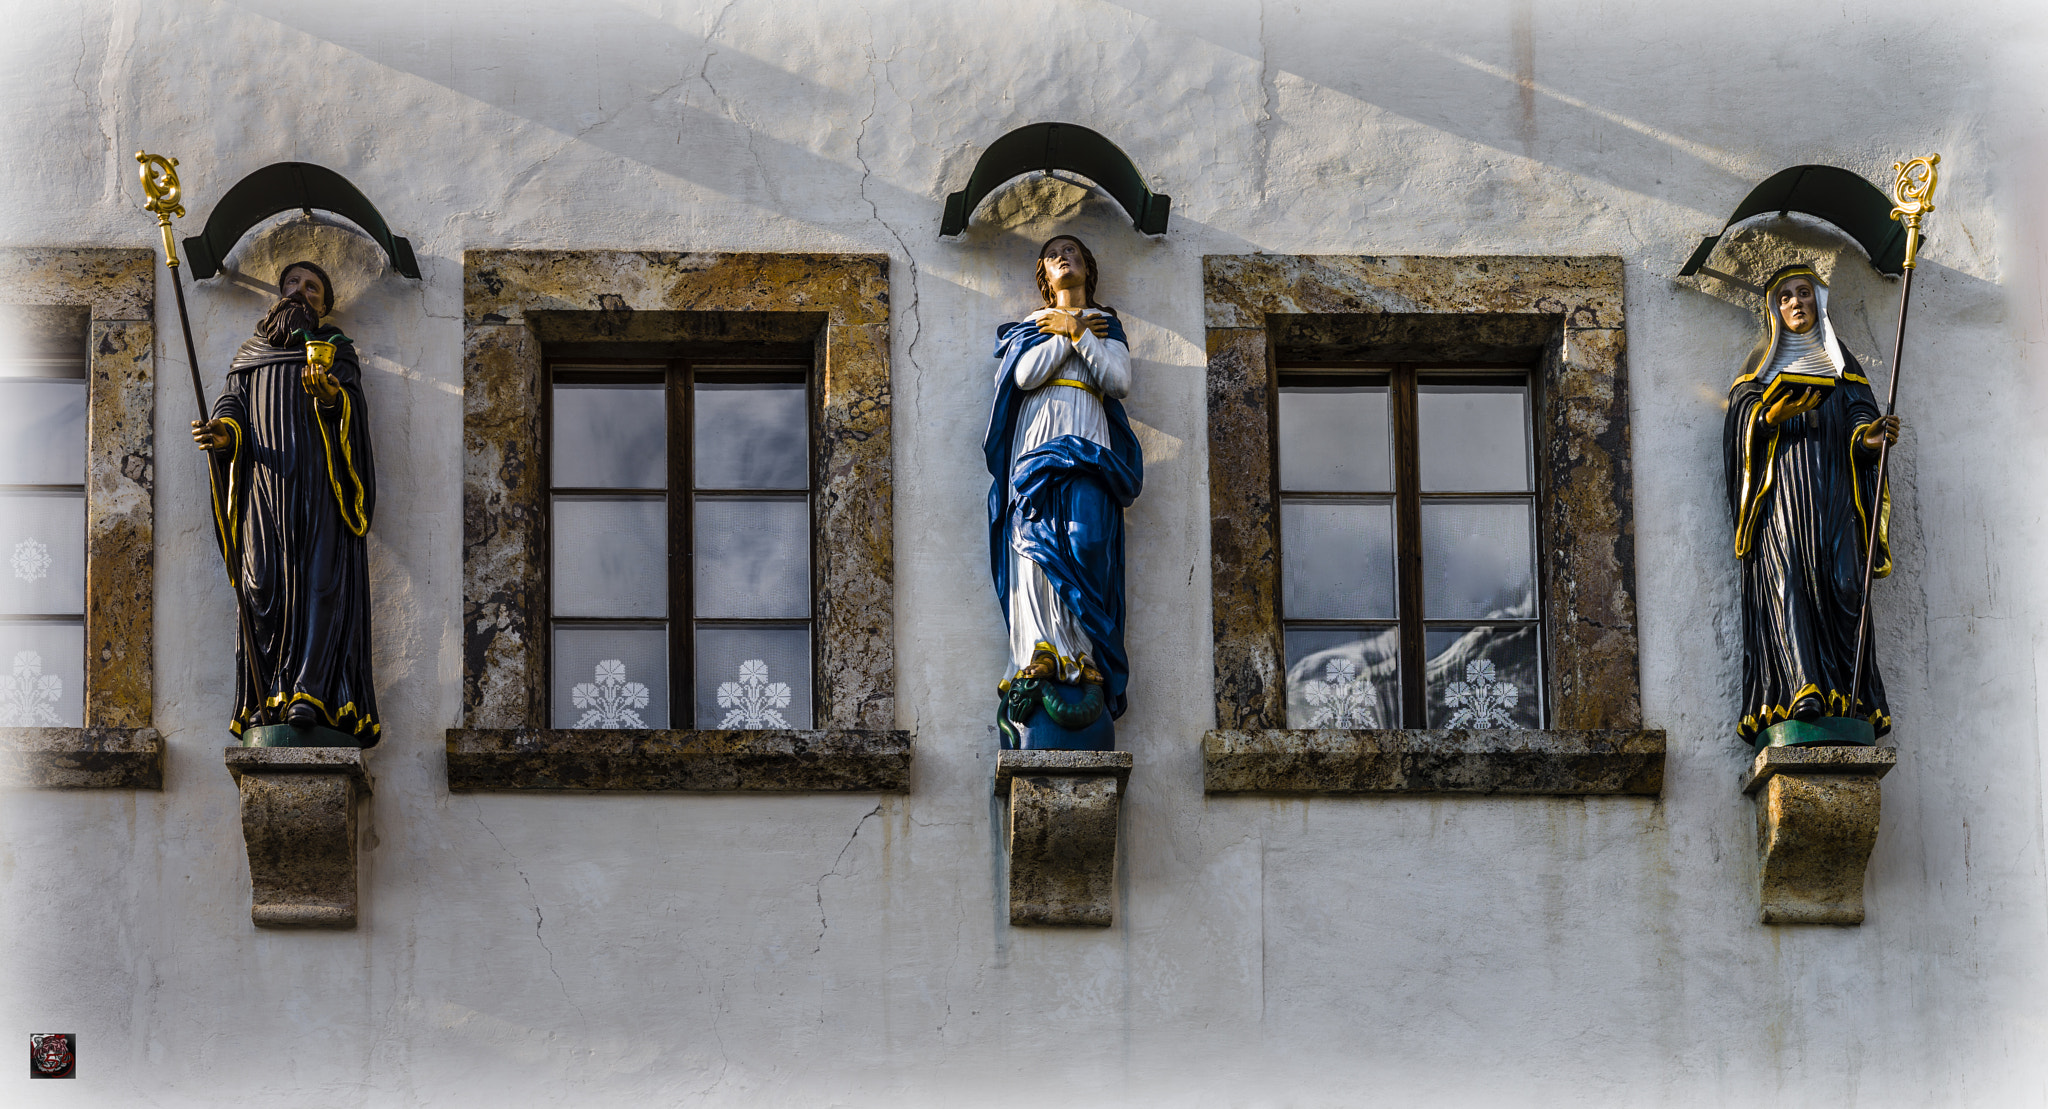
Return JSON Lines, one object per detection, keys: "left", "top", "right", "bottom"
{"left": 190, "top": 260, "right": 381, "bottom": 746}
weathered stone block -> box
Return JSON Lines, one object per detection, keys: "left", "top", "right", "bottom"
{"left": 0, "top": 727, "right": 163, "bottom": 789}
{"left": 995, "top": 750, "right": 1131, "bottom": 927}
{"left": 445, "top": 728, "right": 911, "bottom": 791}
{"left": 226, "top": 747, "right": 371, "bottom": 929}
{"left": 1742, "top": 745, "right": 1896, "bottom": 925}
{"left": 1202, "top": 728, "right": 1664, "bottom": 795}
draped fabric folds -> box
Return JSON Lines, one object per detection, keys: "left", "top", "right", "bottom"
{"left": 984, "top": 315, "right": 1143, "bottom": 718}
{"left": 1723, "top": 298, "right": 1891, "bottom": 744}
{"left": 207, "top": 326, "right": 381, "bottom": 743}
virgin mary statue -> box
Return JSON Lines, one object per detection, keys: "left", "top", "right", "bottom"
{"left": 982, "top": 235, "right": 1142, "bottom": 749}
{"left": 1724, "top": 263, "right": 1899, "bottom": 746}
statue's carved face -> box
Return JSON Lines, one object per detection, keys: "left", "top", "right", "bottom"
{"left": 281, "top": 266, "right": 329, "bottom": 317}
{"left": 1041, "top": 237, "right": 1088, "bottom": 292}
{"left": 1775, "top": 278, "right": 1817, "bottom": 334}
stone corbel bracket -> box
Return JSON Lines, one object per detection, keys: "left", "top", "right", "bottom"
{"left": 226, "top": 747, "right": 372, "bottom": 929}
{"left": 1742, "top": 745, "right": 1897, "bottom": 925}
{"left": 995, "top": 750, "right": 1131, "bottom": 927}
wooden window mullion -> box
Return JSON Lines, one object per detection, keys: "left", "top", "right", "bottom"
{"left": 668, "top": 358, "right": 694, "bottom": 728}
{"left": 1391, "top": 364, "right": 1426, "bottom": 729}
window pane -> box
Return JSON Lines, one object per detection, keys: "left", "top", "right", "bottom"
{"left": 1418, "top": 382, "right": 1532, "bottom": 492}
{"left": 1425, "top": 624, "right": 1541, "bottom": 729}
{"left": 551, "top": 495, "right": 667, "bottom": 618}
{"left": 1280, "top": 500, "right": 1396, "bottom": 620}
{"left": 0, "top": 619, "right": 83, "bottom": 727}
{"left": 553, "top": 624, "right": 668, "bottom": 729}
{"left": 695, "top": 625, "right": 811, "bottom": 730}
{"left": 1284, "top": 625, "right": 1398, "bottom": 729}
{"left": 1421, "top": 499, "right": 1535, "bottom": 620}
{"left": 1277, "top": 385, "right": 1391, "bottom": 492}
{"left": 693, "top": 498, "right": 809, "bottom": 619}
{"left": 0, "top": 492, "right": 84, "bottom": 616}
{"left": 694, "top": 383, "right": 807, "bottom": 490}
{"left": 552, "top": 383, "right": 666, "bottom": 489}
{"left": 0, "top": 381, "right": 86, "bottom": 485}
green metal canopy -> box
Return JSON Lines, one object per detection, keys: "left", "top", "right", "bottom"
{"left": 942, "top": 123, "right": 1170, "bottom": 238}
{"left": 1680, "top": 164, "right": 1906, "bottom": 278}
{"left": 182, "top": 162, "right": 420, "bottom": 280}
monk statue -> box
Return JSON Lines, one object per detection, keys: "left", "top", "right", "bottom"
{"left": 1724, "top": 263, "right": 1899, "bottom": 747}
{"left": 191, "top": 260, "right": 380, "bottom": 747}
{"left": 982, "top": 235, "right": 1143, "bottom": 749}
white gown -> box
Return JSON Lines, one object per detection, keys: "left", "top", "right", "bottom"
{"left": 1000, "top": 308, "right": 1133, "bottom": 683}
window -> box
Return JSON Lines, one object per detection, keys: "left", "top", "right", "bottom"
{"left": 0, "top": 248, "right": 160, "bottom": 790}
{"left": 1201, "top": 254, "right": 1659, "bottom": 796}
{"left": 1276, "top": 366, "right": 1541, "bottom": 730}
{"left": 0, "top": 309, "right": 88, "bottom": 728}
{"left": 449, "top": 250, "right": 904, "bottom": 792}
{"left": 547, "top": 355, "right": 814, "bottom": 731}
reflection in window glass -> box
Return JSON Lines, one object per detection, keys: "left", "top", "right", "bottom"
{"left": 1284, "top": 626, "right": 1398, "bottom": 729}
{"left": 1420, "top": 499, "right": 1536, "bottom": 620}
{"left": 1424, "top": 624, "right": 1540, "bottom": 729}
{"left": 1275, "top": 367, "right": 1541, "bottom": 728}
{"left": 1280, "top": 501, "right": 1396, "bottom": 620}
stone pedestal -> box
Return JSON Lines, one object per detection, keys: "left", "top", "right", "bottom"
{"left": 995, "top": 750, "right": 1131, "bottom": 927}
{"left": 1742, "top": 745, "right": 1896, "bottom": 925}
{"left": 225, "top": 747, "right": 371, "bottom": 929}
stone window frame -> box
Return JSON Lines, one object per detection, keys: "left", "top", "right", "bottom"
{"left": 446, "top": 251, "right": 908, "bottom": 791}
{"left": 1201, "top": 255, "right": 1663, "bottom": 795}
{"left": 0, "top": 248, "right": 161, "bottom": 789}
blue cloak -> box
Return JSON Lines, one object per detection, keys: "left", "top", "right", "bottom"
{"left": 982, "top": 313, "right": 1144, "bottom": 718}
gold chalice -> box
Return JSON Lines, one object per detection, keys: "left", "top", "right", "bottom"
{"left": 304, "top": 338, "right": 337, "bottom": 372}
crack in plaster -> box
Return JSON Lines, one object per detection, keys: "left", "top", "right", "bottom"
{"left": 471, "top": 800, "right": 589, "bottom": 1043}
{"left": 1253, "top": 0, "right": 1273, "bottom": 207}
{"left": 853, "top": 11, "right": 925, "bottom": 405}
{"left": 812, "top": 803, "right": 883, "bottom": 955}
{"left": 695, "top": 0, "right": 770, "bottom": 191}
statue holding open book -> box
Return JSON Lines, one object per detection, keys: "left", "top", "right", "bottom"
{"left": 1723, "top": 263, "right": 1900, "bottom": 747}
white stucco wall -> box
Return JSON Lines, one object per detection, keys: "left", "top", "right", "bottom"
{"left": 4, "top": 1, "right": 2046, "bottom": 1104}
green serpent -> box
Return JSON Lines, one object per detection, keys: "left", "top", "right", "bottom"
{"left": 998, "top": 677, "right": 1107, "bottom": 746}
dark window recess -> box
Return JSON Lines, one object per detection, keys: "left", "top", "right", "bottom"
{"left": 1275, "top": 365, "right": 1543, "bottom": 729}
{"left": 0, "top": 310, "right": 89, "bottom": 728}
{"left": 546, "top": 354, "right": 814, "bottom": 730}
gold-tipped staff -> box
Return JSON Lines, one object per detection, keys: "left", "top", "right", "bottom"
{"left": 136, "top": 151, "right": 271, "bottom": 723}
{"left": 136, "top": 152, "right": 209, "bottom": 419}
{"left": 1848, "top": 153, "right": 1940, "bottom": 719}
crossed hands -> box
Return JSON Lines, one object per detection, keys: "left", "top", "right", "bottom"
{"left": 1035, "top": 310, "right": 1110, "bottom": 341}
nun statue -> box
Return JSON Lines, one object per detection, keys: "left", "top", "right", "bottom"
{"left": 982, "top": 235, "right": 1143, "bottom": 749}
{"left": 1723, "top": 263, "right": 1900, "bottom": 747}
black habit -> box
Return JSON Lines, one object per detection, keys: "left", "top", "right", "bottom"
{"left": 207, "top": 324, "right": 380, "bottom": 744}
{"left": 1723, "top": 295, "right": 1892, "bottom": 745}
